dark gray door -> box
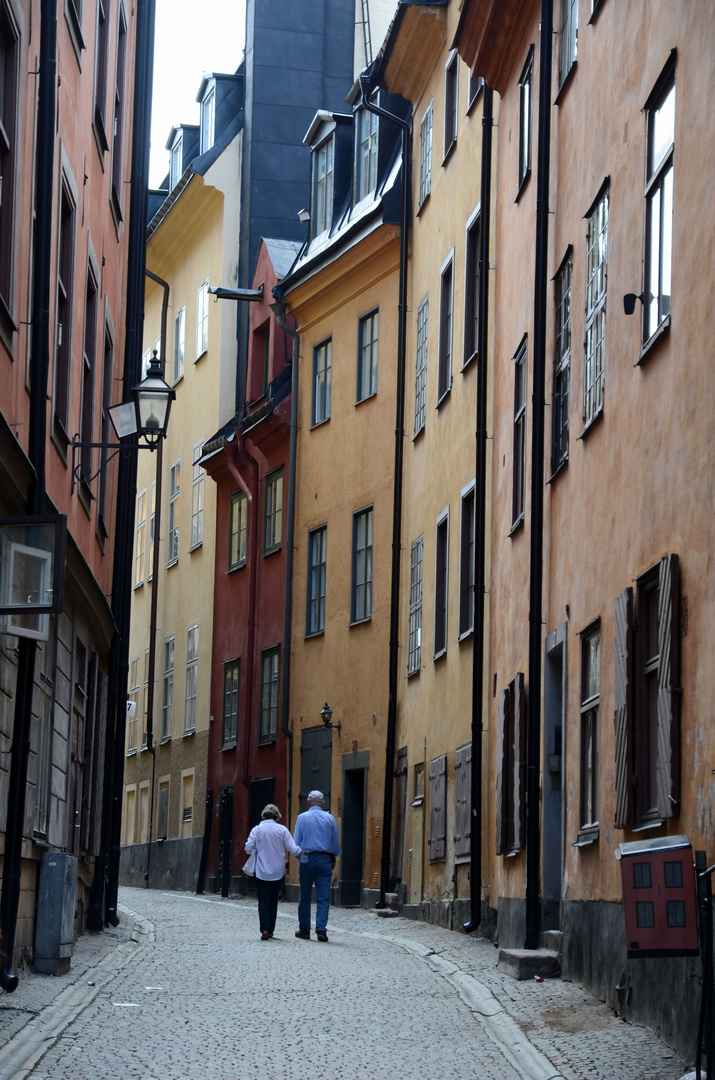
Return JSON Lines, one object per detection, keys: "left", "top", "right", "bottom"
{"left": 249, "top": 775, "right": 276, "bottom": 830}
{"left": 299, "top": 726, "right": 332, "bottom": 812}
{"left": 543, "top": 625, "right": 566, "bottom": 929}
{"left": 218, "top": 785, "right": 234, "bottom": 898}
{"left": 392, "top": 746, "right": 407, "bottom": 890}
{"left": 340, "top": 768, "right": 365, "bottom": 906}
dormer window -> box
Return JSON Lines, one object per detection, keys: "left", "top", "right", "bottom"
{"left": 355, "top": 107, "right": 378, "bottom": 201}
{"left": 169, "top": 131, "right": 183, "bottom": 189}
{"left": 313, "top": 136, "right": 334, "bottom": 236}
{"left": 200, "top": 84, "right": 215, "bottom": 154}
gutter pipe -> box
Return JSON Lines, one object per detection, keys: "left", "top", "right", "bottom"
{"left": 0, "top": 0, "right": 56, "bottom": 992}
{"left": 359, "top": 66, "right": 411, "bottom": 908}
{"left": 525, "top": 0, "right": 553, "bottom": 950}
{"left": 464, "top": 85, "right": 493, "bottom": 934}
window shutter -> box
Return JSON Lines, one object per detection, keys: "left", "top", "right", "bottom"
{"left": 80, "top": 653, "right": 98, "bottom": 853}
{"left": 429, "top": 754, "right": 447, "bottom": 861}
{"left": 495, "top": 689, "right": 509, "bottom": 855}
{"left": 614, "top": 586, "right": 634, "bottom": 829}
{"left": 454, "top": 743, "right": 471, "bottom": 858}
{"left": 510, "top": 672, "right": 527, "bottom": 852}
{"left": 656, "top": 553, "right": 680, "bottom": 818}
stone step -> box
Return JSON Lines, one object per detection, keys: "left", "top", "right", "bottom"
{"left": 540, "top": 929, "right": 562, "bottom": 953}
{"left": 497, "top": 947, "right": 561, "bottom": 981}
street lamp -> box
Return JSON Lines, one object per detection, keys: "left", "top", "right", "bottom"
{"left": 320, "top": 701, "right": 341, "bottom": 737}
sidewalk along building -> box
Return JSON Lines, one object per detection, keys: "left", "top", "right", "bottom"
{"left": 274, "top": 82, "right": 410, "bottom": 908}
{"left": 0, "top": 0, "right": 139, "bottom": 974}
{"left": 456, "top": 0, "right": 715, "bottom": 1058}
{"left": 199, "top": 237, "right": 300, "bottom": 895}
{"left": 370, "top": 0, "right": 497, "bottom": 929}
{"left": 120, "top": 69, "right": 244, "bottom": 889}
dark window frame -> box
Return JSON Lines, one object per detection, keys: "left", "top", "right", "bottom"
{"left": 551, "top": 247, "right": 572, "bottom": 475}
{"left": 511, "top": 336, "right": 527, "bottom": 531}
{"left": 437, "top": 255, "right": 453, "bottom": 404}
{"left": 222, "top": 657, "right": 239, "bottom": 748}
{"left": 463, "top": 210, "right": 481, "bottom": 370}
{"left": 414, "top": 295, "right": 428, "bottom": 435}
{"left": 259, "top": 646, "right": 280, "bottom": 744}
{"left": 407, "top": 535, "right": 423, "bottom": 675}
{"left": 312, "top": 337, "right": 332, "bottom": 427}
{"left": 264, "top": 467, "right": 284, "bottom": 555}
{"left": 356, "top": 309, "right": 379, "bottom": 403}
{"left": 306, "top": 524, "right": 327, "bottom": 636}
{"left": 229, "top": 489, "right": 248, "bottom": 571}
{"left": 458, "top": 482, "right": 475, "bottom": 640}
{"left": 433, "top": 509, "right": 449, "bottom": 660}
{"left": 578, "top": 621, "right": 600, "bottom": 841}
{"left": 0, "top": 0, "right": 20, "bottom": 334}
{"left": 641, "top": 52, "right": 676, "bottom": 351}
{"left": 517, "top": 47, "right": 533, "bottom": 198}
{"left": 443, "top": 50, "right": 458, "bottom": 161}
{"left": 351, "top": 506, "right": 373, "bottom": 624}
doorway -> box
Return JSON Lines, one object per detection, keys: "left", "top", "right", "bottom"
{"left": 340, "top": 751, "right": 368, "bottom": 906}
{"left": 543, "top": 624, "right": 567, "bottom": 930}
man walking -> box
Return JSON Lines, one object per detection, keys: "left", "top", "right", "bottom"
{"left": 293, "top": 790, "right": 341, "bottom": 941}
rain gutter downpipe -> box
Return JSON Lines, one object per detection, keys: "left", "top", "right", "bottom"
{"left": 359, "top": 65, "right": 411, "bottom": 909}
{"left": 464, "top": 84, "right": 493, "bottom": 934}
{"left": 525, "top": 0, "right": 553, "bottom": 951}
{"left": 0, "top": 0, "right": 56, "bottom": 992}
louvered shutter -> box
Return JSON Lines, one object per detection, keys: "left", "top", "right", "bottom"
{"left": 495, "top": 689, "right": 509, "bottom": 855}
{"left": 656, "top": 553, "right": 680, "bottom": 819}
{"left": 510, "top": 672, "right": 527, "bottom": 852}
{"left": 428, "top": 754, "right": 447, "bottom": 861}
{"left": 80, "top": 654, "right": 98, "bottom": 852}
{"left": 454, "top": 743, "right": 471, "bottom": 857}
{"left": 614, "top": 587, "right": 635, "bottom": 829}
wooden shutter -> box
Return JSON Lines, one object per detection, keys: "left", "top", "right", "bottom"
{"left": 454, "top": 743, "right": 471, "bottom": 857}
{"left": 495, "top": 689, "right": 509, "bottom": 855}
{"left": 614, "top": 587, "right": 635, "bottom": 829}
{"left": 428, "top": 754, "right": 447, "bottom": 861}
{"left": 656, "top": 553, "right": 680, "bottom": 819}
{"left": 80, "top": 654, "right": 98, "bottom": 853}
{"left": 299, "top": 726, "right": 333, "bottom": 813}
{"left": 510, "top": 672, "right": 527, "bottom": 852}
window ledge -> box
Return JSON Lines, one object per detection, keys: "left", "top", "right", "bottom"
{"left": 433, "top": 647, "right": 447, "bottom": 663}
{"left": 547, "top": 456, "right": 569, "bottom": 484}
{"left": 504, "top": 849, "right": 520, "bottom": 859}
{"left": 349, "top": 616, "right": 372, "bottom": 628}
{"left": 416, "top": 190, "right": 431, "bottom": 217}
{"left": 579, "top": 406, "right": 604, "bottom": 441}
{"left": 126, "top": 748, "right": 137, "bottom": 756}
{"left": 436, "top": 385, "right": 452, "bottom": 409}
{"left": 227, "top": 562, "right": 246, "bottom": 574}
{"left": 554, "top": 60, "right": 577, "bottom": 107}
{"left": 221, "top": 741, "right": 237, "bottom": 752}
{"left": 410, "top": 796, "right": 424, "bottom": 807}
{"left": 183, "top": 728, "right": 195, "bottom": 738}
{"left": 442, "top": 139, "right": 457, "bottom": 168}
{"left": 457, "top": 627, "right": 473, "bottom": 644}
{"left": 412, "top": 423, "right": 425, "bottom": 443}
{"left": 263, "top": 545, "right": 282, "bottom": 557}
{"left": 461, "top": 351, "right": 478, "bottom": 374}
{"left": 407, "top": 665, "right": 421, "bottom": 679}
{"left": 173, "top": 373, "right": 184, "bottom": 388}
{"left": 195, "top": 349, "right": 208, "bottom": 364}
{"left": 166, "top": 558, "right": 178, "bottom": 569}
{"left": 355, "top": 392, "right": 376, "bottom": 408}
{"left": 515, "top": 168, "right": 531, "bottom": 204}
{"left": 310, "top": 416, "right": 330, "bottom": 431}
{"left": 508, "top": 514, "right": 525, "bottom": 538}
{"left": 258, "top": 736, "right": 277, "bottom": 747}
{"left": 638, "top": 315, "right": 670, "bottom": 365}
{"left": 189, "top": 541, "right": 203, "bottom": 553}
{"left": 159, "top": 737, "right": 171, "bottom": 746}
{"left": 573, "top": 827, "right": 599, "bottom": 847}
{"left": 631, "top": 818, "right": 667, "bottom": 833}
{"left": 304, "top": 628, "right": 325, "bottom": 640}
{"left": 133, "top": 581, "right": 144, "bottom": 590}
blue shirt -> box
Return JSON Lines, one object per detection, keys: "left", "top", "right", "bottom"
{"left": 293, "top": 805, "right": 341, "bottom": 856}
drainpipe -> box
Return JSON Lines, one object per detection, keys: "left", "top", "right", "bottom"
{"left": 0, "top": 0, "right": 56, "bottom": 993}
{"left": 359, "top": 66, "right": 411, "bottom": 908}
{"left": 525, "top": 0, "right": 553, "bottom": 951}
{"left": 269, "top": 302, "right": 299, "bottom": 831}
{"left": 464, "top": 85, "right": 493, "bottom": 934}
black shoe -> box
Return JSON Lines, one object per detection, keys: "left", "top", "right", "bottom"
{"left": 295, "top": 929, "right": 310, "bottom": 939}
{"left": 316, "top": 930, "right": 328, "bottom": 942}
{"left": 261, "top": 931, "right": 271, "bottom": 940}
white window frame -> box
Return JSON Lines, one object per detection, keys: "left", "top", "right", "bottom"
{"left": 584, "top": 185, "right": 608, "bottom": 428}
{"left": 312, "top": 338, "right": 332, "bottom": 426}
{"left": 351, "top": 506, "right": 373, "bottom": 624}
{"left": 419, "top": 102, "right": 433, "bottom": 207}
{"left": 552, "top": 249, "right": 572, "bottom": 473}
{"left": 134, "top": 488, "right": 147, "bottom": 587}
{"left": 518, "top": 47, "right": 533, "bottom": 194}
{"left": 196, "top": 278, "right": 209, "bottom": 359}
{"left": 357, "top": 310, "right": 378, "bottom": 402}
{"left": 313, "top": 135, "right": 334, "bottom": 236}
{"left": 559, "top": 0, "right": 578, "bottom": 88}
{"left": 458, "top": 479, "right": 476, "bottom": 640}
{"left": 437, "top": 251, "right": 454, "bottom": 404}
{"left": 190, "top": 441, "right": 204, "bottom": 550}
{"left": 433, "top": 507, "right": 450, "bottom": 660}
{"left": 173, "top": 306, "right": 185, "bottom": 383}
{"left": 169, "top": 131, "right": 183, "bottom": 189}
{"left": 512, "top": 337, "right": 527, "bottom": 530}
{"left": 200, "top": 83, "right": 215, "bottom": 154}
{"left": 162, "top": 635, "right": 174, "bottom": 741}
{"left": 414, "top": 295, "right": 428, "bottom": 435}
{"left": 643, "top": 58, "right": 675, "bottom": 345}
{"left": 443, "top": 50, "right": 458, "bottom": 159}
{"left": 408, "top": 535, "right": 423, "bottom": 675}
{"left": 127, "top": 655, "right": 140, "bottom": 752}
{"left": 356, "top": 106, "right": 378, "bottom": 201}
{"left": 168, "top": 460, "right": 181, "bottom": 565}
{"left": 147, "top": 480, "right": 156, "bottom": 580}
{"left": 184, "top": 622, "right": 199, "bottom": 734}
{"left": 463, "top": 206, "right": 481, "bottom": 369}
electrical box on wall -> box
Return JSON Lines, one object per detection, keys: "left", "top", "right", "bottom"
{"left": 616, "top": 835, "right": 699, "bottom": 959}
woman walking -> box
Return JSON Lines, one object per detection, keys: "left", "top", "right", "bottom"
{"left": 244, "top": 805, "right": 302, "bottom": 940}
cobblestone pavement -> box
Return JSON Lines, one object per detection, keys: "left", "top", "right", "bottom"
{"left": 0, "top": 887, "right": 690, "bottom": 1080}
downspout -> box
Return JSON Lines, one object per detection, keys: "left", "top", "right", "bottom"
{"left": 0, "top": 0, "right": 56, "bottom": 993}
{"left": 525, "top": 0, "right": 553, "bottom": 951}
{"left": 142, "top": 269, "right": 169, "bottom": 886}
{"left": 359, "top": 67, "right": 411, "bottom": 909}
{"left": 225, "top": 434, "right": 258, "bottom": 792}
{"left": 464, "top": 85, "right": 493, "bottom": 934}
{"left": 269, "top": 303, "right": 299, "bottom": 832}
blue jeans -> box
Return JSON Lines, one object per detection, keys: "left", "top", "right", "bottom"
{"left": 256, "top": 877, "right": 281, "bottom": 933}
{"left": 298, "top": 853, "right": 333, "bottom": 932}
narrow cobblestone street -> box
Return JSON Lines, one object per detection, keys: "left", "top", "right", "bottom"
{"left": 0, "top": 888, "right": 690, "bottom": 1080}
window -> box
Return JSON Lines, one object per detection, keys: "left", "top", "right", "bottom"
{"left": 200, "top": 84, "right": 215, "bottom": 154}
{"left": 196, "top": 279, "right": 209, "bottom": 358}
{"left": 552, "top": 250, "right": 572, "bottom": 473}
{"left": 127, "top": 656, "right": 140, "bottom": 751}
{"left": 110, "top": 6, "right": 127, "bottom": 222}
{"left": 444, "top": 51, "right": 458, "bottom": 158}
{"left": 312, "top": 338, "right": 332, "bottom": 425}
{"left": 419, "top": 102, "right": 433, "bottom": 207}
{"left": 428, "top": 754, "right": 447, "bottom": 861}
{"left": 54, "top": 178, "right": 77, "bottom": 435}
{"left": 134, "top": 489, "right": 147, "bottom": 586}
{"left": 463, "top": 211, "right": 481, "bottom": 367}
{"left": 191, "top": 442, "right": 204, "bottom": 549}
{"left": 93, "top": 0, "right": 111, "bottom": 152}
{"left": 229, "top": 490, "right": 247, "bottom": 570}
{"left": 157, "top": 781, "right": 169, "bottom": 841}
{"left": 356, "top": 106, "right": 378, "bottom": 201}
{"left": 584, "top": 185, "right": 608, "bottom": 427}
{"left": 162, "top": 636, "right": 174, "bottom": 741}
{"left": 559, "top": 0, "right": 578, "bottom": 88}
{"left": 141, "top": 649, "right": 149, "bottom": 748}
{"left": 141, "top": 346, "right": 151, "bottom": 380}
{"left": 34, "top": 629, "right": 55, "bottom": 836}
{"left": 434, "top": 509, "right": 449, "bottom": 659}
{"left": 644, "top": 57, "right": 675, "bottom": 344}
{"left": 147, "top": 480, "right": 156, "bottom": 579}
{"left": 79, "top": 262, "right": 99, "bottom": 489}
{"left": 173, "top": 307, "right": 185, "bottom": 382}
{"left": 495, "top": 672, "right": 526, "bottom": 855}
{"left": 169, "top": 131, "right": 183, "bottom": 190}
{"left": 352, "top": 507, "right": 373, "bottom": 623}
{"left": 579, "top": 624, "right": 600, "bottom": 838}
{"left": 168, "top": 461, "right": 180, "bottom": 564}
{"left": 357, "top": 310, "right": 378, "bottom": 402}
{"left": 0, "top": 0, "right": 19, "bottom": 320}
{"left": 313, "top": 136, "right": 334, "bottom": 236}
{"left": 511, "top": 338, "right": 527, "bottom": 529}
{"left": 222, "top": 658, "right": 239, "bottom": 747}
{"left": 458, "top": 483, "right": 475, "bottom": 639}
{"left": 614, "top": 555, "right": 680, "bottom": 829}
{"left": 468, "top": 72, "right": 484, "bottom": 112}
{"left": 259, "top": 647, "right": 280, "bottom": 743}
{"left": 97, "top": 322, "right": 115, "bottom": 536}
{"left": 414, "top": 296, "right": 428, "bottom": 435}
{"left": 454, "top": 743, "right": 472, "bottom": 857}
{"left": 307, "top": 525, "right": 327, "bottom": 635}
{"left": 181, "top": 772, "right": 194, "bottom": 837}
{"left": 518, "top": 48, "right": 533, "bottom": 194}
{"left": 437, "top": 255, "right": 453, "bottom": 403}
{"left": 184, "top": 623, "right": 199, "bottom": 734}
{"left": 407, "top": 536, "right": 423, "bottom": 675}
{"left": 264, "top": 468, "right": 283, "bottom": 553}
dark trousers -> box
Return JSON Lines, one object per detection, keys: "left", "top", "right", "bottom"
{"left": 256, "top": 877, "right": 282, "bottom": 933}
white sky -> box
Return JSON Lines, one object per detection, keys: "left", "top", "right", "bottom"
{"left": 149, "top": 0, "right": 247, "bottom": 188}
